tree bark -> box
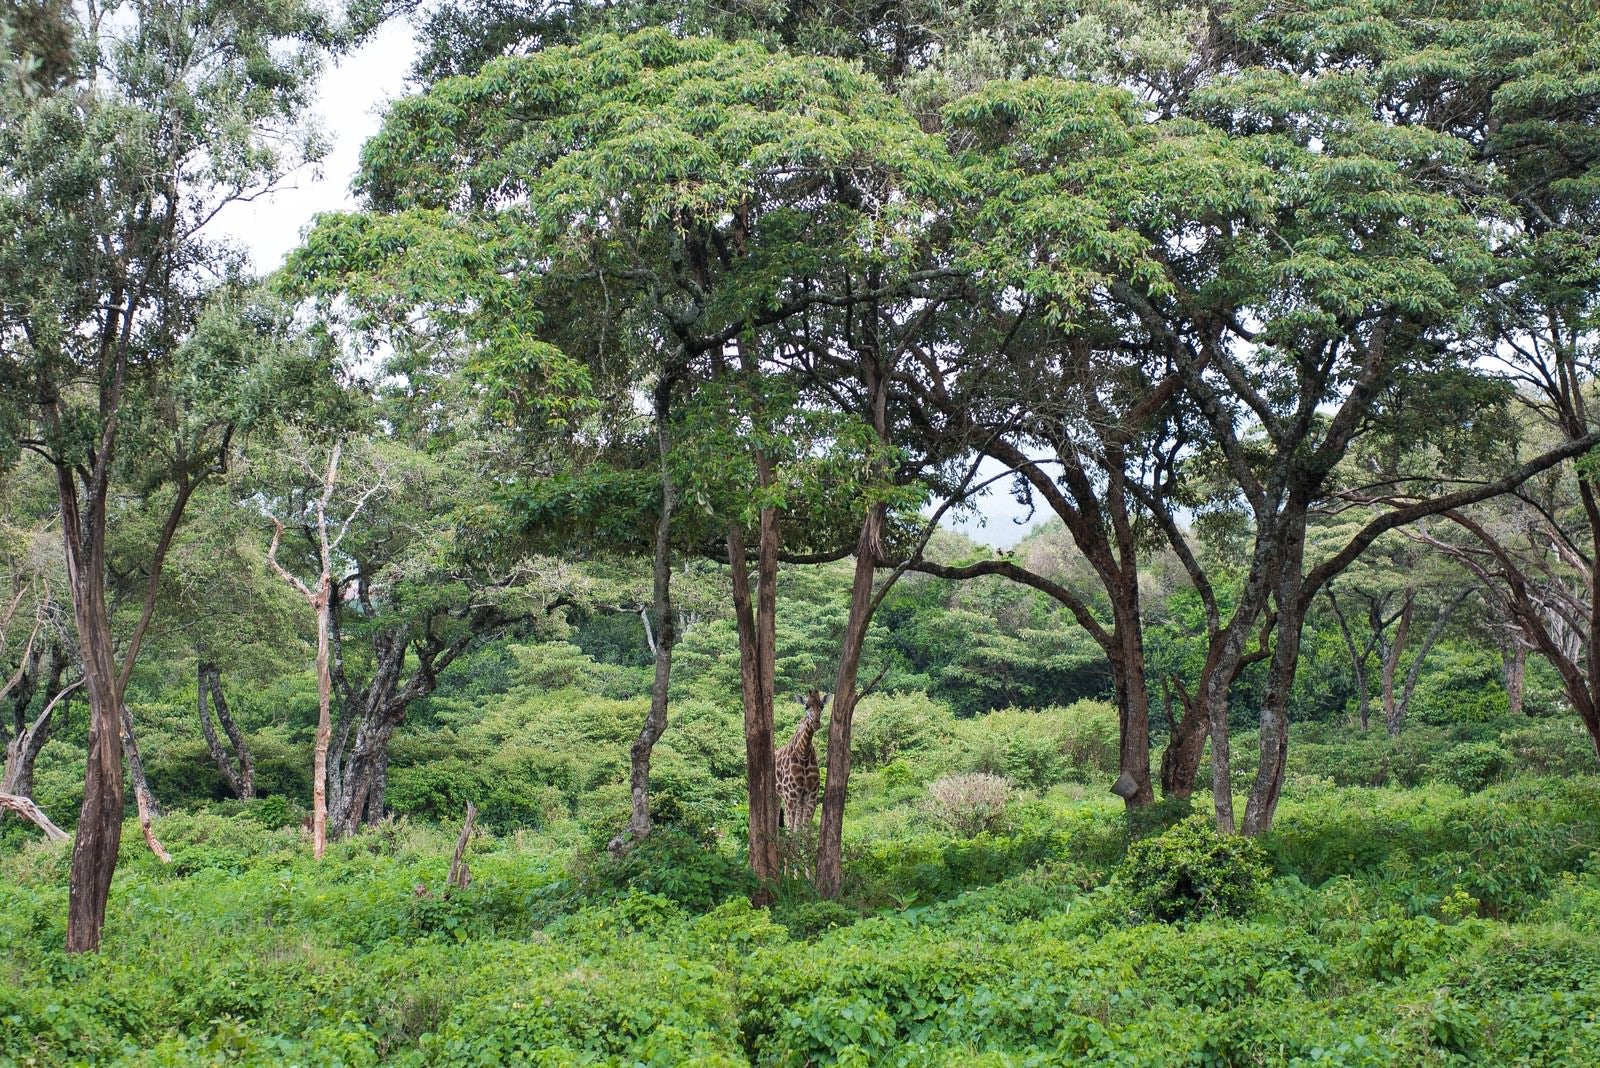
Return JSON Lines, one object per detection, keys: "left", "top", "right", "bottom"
{"left": 1243, "top": 501, "right": 1310, "bottom": 837}
{"left": 1242, "top": 607, "right": 1299, "bottom": 835}
{"left": 1504, "top": 640, "right": 1527, "bottom": 717}
{"left": 815, "top": 500, "right": 885, "bottom": 899}
{"left": 614, "top": 375, "right": 678, "bottom": 853}
{"left": 119, "top": 707, "right": 171, "bottom": 864}
{"left": 1325, "top": 589, "right": 1373, "bottom": 729}
{"left": 1380, "top": 593, "right": 1415, "bottom": 737}
{"left": 312, "top": 583, "right": 332, "bottom": 858}
{"left": 730, "top": 520, "right": 781, "bottom": 897}
{"left": 1159, "top": 674, "right": 1208, "bottom": 797}
{"left": 197, "top": 663, "right": 254, "bottom": 800}
{"left": 62, "top": 494, "right": 126, "bottom": 953}
{"left": 1110, "top": 596, "right": 1154, "bottom": 805}
{"left": 2, "top": 652, "right": 73, "bottom": 824}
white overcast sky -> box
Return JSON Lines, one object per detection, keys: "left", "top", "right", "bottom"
{"left": 211, "top": 22, "right": 1043, "bottom": 548}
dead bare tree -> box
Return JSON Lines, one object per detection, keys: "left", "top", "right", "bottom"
{"left": 267, "top": 440, "right": 386, "bottom": 859}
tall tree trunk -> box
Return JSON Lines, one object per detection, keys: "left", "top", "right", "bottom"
{"left": 1111, "top": 599, "right": 1154, "bottom": 805}
{"left": 815, "top": 501, "right": 886, "bottom": 899}
{"left": 615, "top": 377, "right": 678, "bottom": 852}
{"left": 1380, "top": 593, "right": 1415, "bottom": 737}
{"left": 1242, "top": 506, "right": 1309, "bottom": 837}
{"left": 63, "top": 490, "right": 125, "bottom": 953}
{"left": 730, "top": 520, "right": 781, "bottom": 897}
{"left": 198, "top": 663, "right": 254, "bottom": 800}
{"left": 312, "top": 583, "right": 332, "bottom": 859}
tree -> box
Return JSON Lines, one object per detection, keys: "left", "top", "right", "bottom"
{"left": 1316, "top": 525, "right": 1472, "bottom": 735}
{"left": 0, "top": 492, "right": 77, "bottom": 840}
{"left": 939, "top": 37, "right": 1597, "bottom": 834}
{"left": 0, "top": 0, "right": 377, "bottom": 950}
{"left": 305, "top": 30, "right": 954, "bottom": 893}
{"left": 264, "top": 434, "right": 387, "bottom": 857}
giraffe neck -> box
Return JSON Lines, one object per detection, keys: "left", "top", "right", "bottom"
{"left": 788, "top": 706, "right": 821, "bottom": 752}
{"left": 795, "top": 719, "right": 816, "bottom": 750}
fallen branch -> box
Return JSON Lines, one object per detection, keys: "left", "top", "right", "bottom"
{"left": 0, "top": 792, "right": 69, "bottom": 842}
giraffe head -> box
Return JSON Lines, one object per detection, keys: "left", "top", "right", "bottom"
{"left": 798, "top": 689, "right": 829, "bottom": 727}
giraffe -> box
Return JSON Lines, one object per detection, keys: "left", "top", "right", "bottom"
{"left": 775, "top": 689, "right": 827, "bottom": 830}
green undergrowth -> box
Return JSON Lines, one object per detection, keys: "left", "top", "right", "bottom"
{"left": 4, "top": 774, "right": 1600, "bottom": 1066}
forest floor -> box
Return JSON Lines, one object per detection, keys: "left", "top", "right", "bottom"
{"left": 3, "top": 758, "right": 1600, "bottom": 1066}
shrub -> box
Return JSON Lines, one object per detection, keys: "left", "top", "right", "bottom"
{"left": 581, "top": 829, "right": 753, "bottom": 912}
{"left": 1499, "top": 721, "right": 1598, "bottom": 778}
{"left": 921, "top": 773, "right": 1011, "bottom": 837}
{"left": 1117, "top": 814, "right": 1270, "bottom": 923}
{"left": 775, "top": 899, "right": 860, "bottom": 938}
{"left": 850, "top": 694, "right": 952, "bottom": 770}
{"left": 1439, "top": 742, "right": 1513, "bottom": 793}
{"left": 952, "top": 702, "right": 1120, "bottom": 791}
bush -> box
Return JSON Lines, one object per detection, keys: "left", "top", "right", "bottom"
{"left": 921, "top": 773, "right": 1011, "bottom": 837}
{"left": 1499, "top": 720, "right": 1598, "bottom": 778}
{"left": 1439, "top": 742, "right": 1513, "bottom": 793}
{"left": 1117, "top": 814, "right": 1270, "bottom": 923}
{"left": 850, "top": 694, "right": 952, "bottom": 770}
{"left": 954, "top": 701, "right": 1120, "bottom": 791}
{"left": 582, "top": 829, "right": 753, "bottom": 912}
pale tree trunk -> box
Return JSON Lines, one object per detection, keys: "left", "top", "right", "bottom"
{"left": 614, "top": 375, "right": 678, "bottom": 853}
{"left": 0, "top": 793, "right": 69, "bottom": 840}
{"left": 197, "top": 663, "right": 254, "bottom": 799}
{"left": 312, "top": 582, "right": 332, "bottom": 858}
{"left": 268, "top": 441, "right": 362, "bottom": 862}
{"left": 119, "top": 707, "right": 171, "bottom": 863}
{"left": 1380, "top": 593, "right": 1415, "bottom": 737}
{"left": 1, "top": 641, "right": 62, "bottom": 821}
{"left": 1504, "top": 640, "right": 1528, "bottom": 716}
{"left": 2, "top": 675, "right": 80, "bottom": 841}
